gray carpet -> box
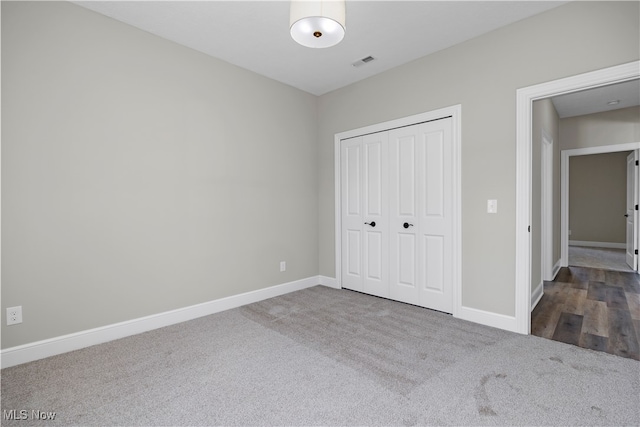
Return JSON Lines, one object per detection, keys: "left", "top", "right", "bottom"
{"left": 1, "top": 286, "right": 639, "bottom": 426}
{"left": 569, "top": 245, "right": 634, "bottom": 272}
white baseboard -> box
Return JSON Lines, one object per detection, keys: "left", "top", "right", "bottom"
{"left": 1, "top": 276, "right": 322, "bottom": 369}
{"left": 531, "top": 281, "right": 544, "bottom": 312}
{"left": 551, "top": 259, "right": 561, "bottom": 280}
{"left": 315, "top": 277, "right": 522, "bottom": 334}
{"left": 456, "top": 305, "right": 519, "bottom": 334}
{"left": 319, "top": 275, "right": 339, "bottom": 289}
{"left": 543, "top": 259, "right": 562, "bottom": 281}
{"left": 569, "top": 240, "right": 625, "bottom": 249}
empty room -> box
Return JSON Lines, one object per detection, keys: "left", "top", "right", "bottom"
{"left": 1, "top": 1, "right": 639, "bottom": 425}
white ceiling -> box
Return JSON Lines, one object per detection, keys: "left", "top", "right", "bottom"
{"left": 551, "top": 79, "right": 640, "bottom": 118}
{"left": 74, "top": 0, "right": 569, "bottom": 96}
{"left": 74, "top": 1, "right": 638, "bottom": 118}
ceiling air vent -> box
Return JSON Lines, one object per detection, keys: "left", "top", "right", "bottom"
{"left": 352, "top": 56, "right": 376, "bottom": 68}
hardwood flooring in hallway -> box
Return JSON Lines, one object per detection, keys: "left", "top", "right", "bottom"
{"left": 531, "top": 266, "right": 640, "bottom": 361}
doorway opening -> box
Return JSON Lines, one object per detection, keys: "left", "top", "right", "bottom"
{"left": 523, "top": 67, "right": 640, "bottom": 360}
{"left": 562, "top": 147, "right": 639, "bottom": 273}
{"left": 515, "top": 60, "right": 640, "bottom": 335}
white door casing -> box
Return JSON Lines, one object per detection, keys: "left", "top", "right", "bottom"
{"left": 541, "top": 130, "right": 554, "bottom": 281}
{"left": 625, "top": 150, "right": 638, "bottom": 270}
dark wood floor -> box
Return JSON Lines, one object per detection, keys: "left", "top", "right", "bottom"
{"left": 531, "top": 266, "right": 640, "bottom": 360}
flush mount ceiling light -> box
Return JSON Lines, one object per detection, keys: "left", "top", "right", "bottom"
{"left": 606, "top": 100, "right": 620, "bottom": 106}
{"left": 290, "top": 0, "right": 346, "bottom": 48}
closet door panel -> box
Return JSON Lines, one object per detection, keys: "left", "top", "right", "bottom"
{"left": 398, "top": 234, "right": 416, "bottom": 286}
{"left": 424, "top": 129, "right": 445, "bottom": 217}
{"left": 389, "top": 127, "right": 419, "bottom": 304}
{"left": 364, "top": 139, "right": 383, "bottom": 216}
{"left": 423, "top": 235, "right": 444, "bottom": 292}
{"left": 341, "top": 138, "right": 363, "bottom": 291}
{"left": 418, "top": 119, "right": 453, "bottom": 312}
{"left": 362, "top": 132, "right": 389, "bottom": 297}
{"left": 341, "top": 132, "right": 389, "bottom": 296}
{"left": 346, "top": 230, "right": 361, "bottom": 277}
{"left": 397, "top": 136, "right": 417, "bottom": 216}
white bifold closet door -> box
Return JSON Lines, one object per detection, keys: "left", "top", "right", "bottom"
{"left": 341, "top": 131, "right": 389, "bottom": 298}
{"left": 341, "top": 117, "right": 453, "bottom": 313}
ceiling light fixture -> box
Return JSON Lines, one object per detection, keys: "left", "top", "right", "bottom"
{"left": 290, "top": 0, "right": 346, "bottom": 48}
{"left": 606, "top": 100, "right": 620, "bottom": 106}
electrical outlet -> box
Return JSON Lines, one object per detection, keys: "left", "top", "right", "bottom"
{"left": 6, "top": 306, "right": 22, "bottom": 326}
{"left": 280, "top": 261, "right": 286, "bottom": 272}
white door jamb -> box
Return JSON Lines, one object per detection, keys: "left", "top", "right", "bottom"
{"left": 541, "top": 129, "right": 554, "bottom": 281}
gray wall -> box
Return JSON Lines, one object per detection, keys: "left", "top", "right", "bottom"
{"left": 318, "top": 1, "right": 639, "bottom": 316}
{"left": 532, "top": 99, "right": 560, "bottom": 289}
{"left": 1, "top": 2, "right": 319, "bottom": 349}
{"left": 561, "top": 107, "right": 640, "bottom": 247}
{"left": 569, "top": 152, "right": 629, "bottom": 244}
{"left": 3, "top": 1, "right": 639, "bottom": 350}
{"left": 560, "top": 106, "right": 640, "bottom": 150}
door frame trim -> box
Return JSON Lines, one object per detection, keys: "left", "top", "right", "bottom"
{"left": 334, "top": 104, "right": 462, "bottom": 317}
{"left": 541, "top": 129, "right": 554, "bottom": 281}
{"left": 560, "top": 143, "right": 640, "bottom": 268}
{"left": 515, "top": 60, "right": 640, "bottom": 335}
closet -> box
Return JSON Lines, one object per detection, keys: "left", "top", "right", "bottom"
{"left": 340, "top": 117, "right": 454, "bottom": 313}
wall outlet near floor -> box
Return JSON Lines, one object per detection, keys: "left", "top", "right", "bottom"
{"left": 6, "top": 306, "right": 23, "bottom": 326}
{"left": 280, "top": 261, "right": 286, "bottom": 272}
